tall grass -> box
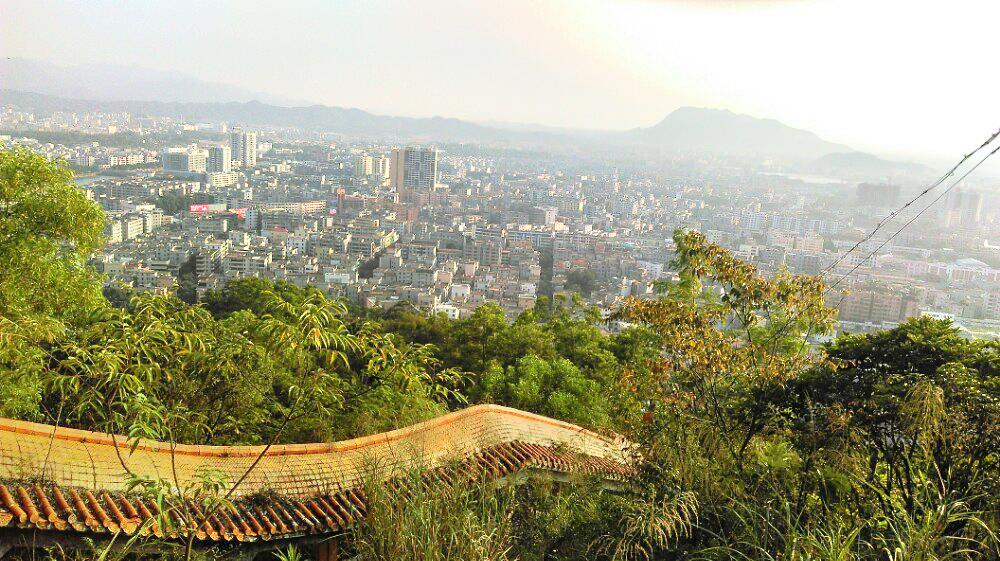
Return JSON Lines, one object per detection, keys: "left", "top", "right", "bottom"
{"left": 350, "top": 468, "right": 516, "bottom": 561}
{"left": 872, "top": 485, "right": 998, "bottom": 561}
{"left": 591, "top": 489, "right": 699, "bottom": 561}
{"left": 691, "top": 477, "right": 998, "bottom": 561}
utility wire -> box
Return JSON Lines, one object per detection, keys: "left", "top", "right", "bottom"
{"left": 760, "top": 126, "right": 1000, "bottom": 345}
{"left": 817, "top": 127, "right": 1000, "bottom": 279}
{"left": 826, "top": 141, "right": 1000, "bottom": 308}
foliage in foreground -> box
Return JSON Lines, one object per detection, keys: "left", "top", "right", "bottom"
{"left": 351, "top": 470, "right": 516, "bottom": 561}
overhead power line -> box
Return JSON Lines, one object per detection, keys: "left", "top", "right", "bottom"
{"left": 826, "top": 140, "right": 1000, "bottom": 299}
{"left": 818, "top": 127, "right": 1000, "bottom": 280}
{"left": 760, "top": 126, "right": 1000, "bottom": 345}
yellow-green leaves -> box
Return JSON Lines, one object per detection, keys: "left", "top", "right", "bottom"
{"left": 0, "top": 146, "right": 106, "bottom": 324}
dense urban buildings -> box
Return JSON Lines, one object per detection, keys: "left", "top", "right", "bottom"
{"left": 2, "top": 102, "right": 999, "bottom": 340}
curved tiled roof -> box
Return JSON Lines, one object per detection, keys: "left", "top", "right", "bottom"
{"left": 0, "top": 405, "right": 630, "bottom": 542}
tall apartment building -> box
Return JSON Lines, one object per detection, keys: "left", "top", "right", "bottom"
{"left": 162, "top": 146, "right": 208, "bottom": 173}
{"left": 985, "top": 289, "right": 1000, "bottom": 320}
{"left": 390, "top": 147, "right": 438, "bottom": 202}
{"left": 856, "top": 183, "right": 901, "bottom": 207}
{"left": 529, "top": 206, "right": 558, "bottom": 227}
{"left": 354, "top": 154, "right": 374, "bottom": 178}
{"left": 196, "top": 239, "right": 232, "bottom": 292}
{"left": 120, "top": 215, "right": 146, "bottom": 241}
{"left": 373, "top": 154, "right": 390, "bottom": 182}
{"left": 207, "top": 145, "right": 232, "bottom": 173}
{"left": 230, "top": 130, "right": 258, "bottom": 168}
{"left": 837, "top": 285, "right": 924, "bottom": 324}
{"left": 354, "top": 153, "right": 390, "bottom": 185}
{"left": 940, "top": 189, "right": 984, "bottom": 227}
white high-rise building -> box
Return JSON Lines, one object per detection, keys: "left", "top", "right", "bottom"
{"left": 390, "top": 147, "right": 437, "bottom": 202}
{"left": 162, "top": 146, "right": 208, "bottom": 173}
{"left": 207, "top": 145, "right": 232, "bottom": 173}
{"left": 354, "top": 154, "right": 374, "bottom": 178}
{"left": 373, "top": 154, "right": 390, "bottom": 181}
{"left": 230, "top": 130, "right": 258, "bottom": 168}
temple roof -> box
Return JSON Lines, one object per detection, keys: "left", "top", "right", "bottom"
{"left": 0, "top": 405, "right": 630, "bottom": 542}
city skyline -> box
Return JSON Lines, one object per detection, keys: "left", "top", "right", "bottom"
{"left": 4, "top": 1, "right": 1000, "bottom": 161}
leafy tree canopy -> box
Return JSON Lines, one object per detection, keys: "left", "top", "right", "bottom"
{"left": 0, "top": 148, "right": 106, "bottom": 418}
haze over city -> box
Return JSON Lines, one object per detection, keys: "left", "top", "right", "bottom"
{"left": 5, "top": 0, "right": 1000, "bottom": 159}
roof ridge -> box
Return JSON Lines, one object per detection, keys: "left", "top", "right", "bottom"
{"left": 0, "top": 404, "right": 622, "bottom": 458}
{"left": 0, "top": 405, "right": 630, "bottom": 498}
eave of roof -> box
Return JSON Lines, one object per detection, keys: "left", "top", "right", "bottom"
{"left": 0, "top": 405, "right": 631, "bottom": 542}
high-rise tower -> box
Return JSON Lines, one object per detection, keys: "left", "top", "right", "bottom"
{"left": 229, "top": 130, "right": 258, "bottom": 168}
{"left": 389, "top": 147, "right": 437, "bottom": 202}
{"left": 207, "top": 145, "right": 232, "bottom": 173}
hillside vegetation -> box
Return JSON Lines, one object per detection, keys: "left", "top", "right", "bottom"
{"left": 1, "top": 148, "right": 997, "bottom": 560}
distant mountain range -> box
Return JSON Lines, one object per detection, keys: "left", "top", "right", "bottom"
{"left": 0, "top": 58, "right": 306, "bottom": 106}
{"left": 0, "top": 89, "right": 521, "bottom": 142}
{"left": 0, "top": 89, "right": 844, "bottom": 155}
{"left": 0, "top": 62, "right": 922, "bottom": 169}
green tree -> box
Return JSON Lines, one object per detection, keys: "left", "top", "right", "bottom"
{"left": 175, "top": 254, "right": 199, "bottom": 305}
{"left": 609, "top": 229, "right": 838, "bottom": 556}
{"left": 602, "top": 231, "right": 998, "bottom": 559}
{"left": 442, "top": 302, "right": 509, "bottom": 374}
{"left": 0, "top": 147, "right": 105, "bottom": 324}
{"left": 201, "top": 277, "right": 320, "bottom": 318}
{"left": 155, "top": 192, "right": 195, "bottom": 214}
{"left": 379, "top": 301, "right": 454, "bottom": 346}
{"left": 102, "top": 281, "right": 134, "bottom": 308}
{"left": 47, "top": 294, "right": 277, "bottom": 445}
{"left": 0, "top": 147, "right": 106, "bottom": 418}
{"left": 787, "top": 317, "right": 1000, "bottom": 515}
{"left": 564, "top": 268, "right": 597, "bottom": 297}
{"left": 476, "top": 355, "right": 611, "bottom": 428}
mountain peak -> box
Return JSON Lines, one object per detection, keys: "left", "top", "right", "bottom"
{"left": 628, "top": 107, "right": 849, "bottom": 159}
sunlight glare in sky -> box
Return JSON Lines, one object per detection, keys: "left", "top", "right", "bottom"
{"left": 3, "top": 0, "right": 1000, "bottom": 159}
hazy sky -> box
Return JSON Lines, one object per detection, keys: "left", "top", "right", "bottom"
{"left": 3, "top": 0, "right": 1000, "bottom": 160}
